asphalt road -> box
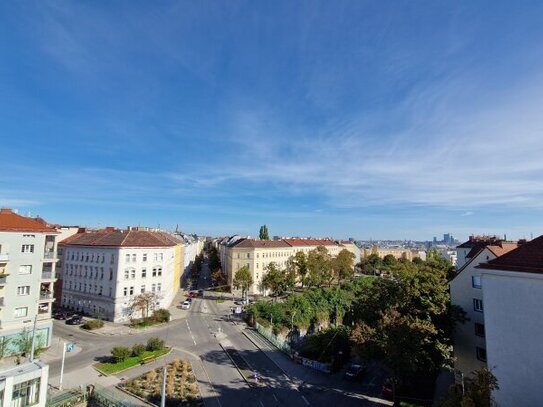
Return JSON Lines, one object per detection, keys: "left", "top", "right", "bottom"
{"left": 47, "top": 258, "right": 385, "bottom": 407}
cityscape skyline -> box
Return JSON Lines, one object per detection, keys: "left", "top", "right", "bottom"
{"left": 2, "top": 2, "right": 543, "bottom": 240}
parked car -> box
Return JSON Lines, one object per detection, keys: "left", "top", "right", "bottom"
{"left": 197, "top": 289, "right": 204, "bottom": 297}
{"left": 189, "top": 291, "right": 197, "bottom": 298}
{"left": 66, "top": 315, "right": 83, "bottom": 325}
{"left": 181, "top": 300, "right": 191, "bottom": 310}
{"left": 53, "top": 311, "right": 69, "bottom": 320}
{"left": 344, "top": 363, "right": 367, "bottom": 380}
{"left": 186, "top": 297, "right": 192, "bottom": 303}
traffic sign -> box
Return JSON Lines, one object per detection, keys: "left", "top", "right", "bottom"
{"left": 66, "top": 343, "right": 75, "bottom": 352}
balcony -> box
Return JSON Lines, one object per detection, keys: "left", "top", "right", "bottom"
{"left": 0, "top": 275, "right": 7, "bottom": 285}
{"left": 39, "top": 293, "right": 53, "bottom": 301}
{"left": 43, "top": 252, "right": 57, "bottom": 261}
{"left": 0, "top": 297, "right": 4, "bottom": 306}
{"left": 0, "top": 253, "right": 8, "bottom": 262}
{"left": 41, "top": 272, "right": 55, "bottom": 280}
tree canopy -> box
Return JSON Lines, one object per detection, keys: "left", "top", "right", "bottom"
{"left": 233, "top": 265, "right": 253, "bottom": 299}
{"left": 259, "top": 225, "right": 270, "bottom": 240}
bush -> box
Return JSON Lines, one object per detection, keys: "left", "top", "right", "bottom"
{"left": 111, "top": 346, "right": 131, "bottom": 363}
{"left": 152, "top": 309, "right": 170, "bottom": 323}
{"left": 146, "top": 337, "right": 165, "bottom": 351}
{"left": 82, "top": 319, "right": 104, "bottom": 330}
{"left": 131, "top": 344, "right": 146, "bottom": 357}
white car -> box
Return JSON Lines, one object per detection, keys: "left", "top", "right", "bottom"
{"left": 181, "top": 300, "right": 191, "bottom": 310}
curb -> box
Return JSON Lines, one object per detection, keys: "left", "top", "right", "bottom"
{"left": 241, "top": 329, "right": 291, "bottom": 380}
{"left": 218, "top": 343, "right": 259, "bottom": 388}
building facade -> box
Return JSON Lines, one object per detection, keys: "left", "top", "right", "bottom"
{"left": 450, "top": 236, "right": 518, "bottom": 378}
{"left": 59, "top": 227, "right": 183, "bottom": 322}
{"left": 0, "top": 209, "right": 58, "bottom": 354}
{"left": 0, "top": 361, "right": 49, "bottom": 407}
{"left": 221, "top": 238, "right": 355, "bottom": 294}
{"left": 476, "top": 236, "right": 543, "bottom": 407}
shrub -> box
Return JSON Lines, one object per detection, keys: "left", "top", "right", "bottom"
{"left": 111, "top": 346, "right": 131, "bottom": 363}
{"left": 82, "top": 319, "right": 104, "bottom": 330}
{"left": 152, "top": 309, "right": 170, "bottom": 323}
{"left": 131, "top": 343, "right": 146, "bottom": 357}
{"left": 146, "top": 337, "right": 165, "bottom": 351}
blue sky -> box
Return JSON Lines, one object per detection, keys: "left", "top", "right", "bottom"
{"left": 2, "top": 1, "right": 543, "bottom": 241}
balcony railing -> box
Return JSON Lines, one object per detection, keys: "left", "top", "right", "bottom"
{"left": 43, "top": 252, "right": 56, "bottom": 260}
{"left": 0, "top": 297, "right": 4, "bottom": 306}
{"left": 0, "top": 253, "right": 8, "bottom": 262}
{"left": 39, "top": 293, "right": 53, "bottom": 301}
{"left": 0, "top": 276, "right": 7, "bottom": 284}
{"left": 41, "top": 272, "right": 55, "bottom": 280}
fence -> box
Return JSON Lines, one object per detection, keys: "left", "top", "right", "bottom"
{"left": 254, "top": 322, "right": 331, "bottom": 373}
{"left": 90, "top": 385, "right": 142, "bottom": 407}
{"left": 47, "top": 389, "right": 88, "bottom": 407}
{"left": 47, "top": 385, "right": 142, "bottom": 407}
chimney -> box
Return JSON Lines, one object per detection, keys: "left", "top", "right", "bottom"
{"left": 105, "top": 227, "right": 115, "bottom": 232}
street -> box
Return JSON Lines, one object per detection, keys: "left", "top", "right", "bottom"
{"left": 44, "top": 257, "right": 389, "bottom": 407}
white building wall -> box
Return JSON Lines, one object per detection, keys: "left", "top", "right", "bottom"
{"left": 0, "top": 361, "right": 49, "bottom": 407}
{"left": 0, "top": 231, "right": 56, "bottom": 351}
{"left": 481, "top": 270, "right": 543, "bottom": 407}
{"left": 62, "top": 246, "right": 176, "bottom": 322}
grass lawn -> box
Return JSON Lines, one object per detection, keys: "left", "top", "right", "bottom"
{"left": 95, "top": 348, "right": 171, "bottom": 375}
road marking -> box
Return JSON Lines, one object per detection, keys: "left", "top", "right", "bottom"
{"left": 199, "top": 359, "right": 222, "bottom": 407}
{"left": 186, "top": 320, "right": 197, "bottom": 345}
{"left": 301, "top": 395, "right": 310, "bottom": 405}
{"left": 273, "top": 393, "right": 278, "bottom": 402}
{"left": 259, "top": 401, "right": 264, "bottom": 407}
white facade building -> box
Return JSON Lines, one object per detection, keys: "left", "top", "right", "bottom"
{"left": 0, "top": 361, "right": 49, "bottom": 407}
{"left": 476, "top": 236, "right": 543, "bottom": 407}
{"left": 60, "top": 227, "right": 182, "bottom": 322}
{"left": 450, "top": 237, "right": 518, "bottom": 378}
{"left": 0, "top": 209, "right": 58, "bottom": 353}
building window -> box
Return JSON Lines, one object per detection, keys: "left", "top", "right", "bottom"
{"left": 475, "top": 323, "right": 485, "bottom": 337}
{"left": 14, "top": 307, "right": 28, "bottom": 318}
{"left": 473, "top": 298, "right": 484, "bottom": 312}
{"left": 247, "top": 253, "right": 250, "bottom": 259}
{"left": 142, "top": 268, "right": 147, "bottom": 278}
{"left": 109, "top": 269, "right": 113, "bottom": 280}
{"left": 472, "top": 276, "right": 482, "bottom": 289}
{"left": 143, "top": 253, "right": 147, "bottom": 262}
{"left": 123, "top": 287, "right": 128, "bottom": 296}
{"left": 157, "top": 283, "right": 161, "bottom": 291}
{"left": 129, "top": 286, "right": 134, "bottom": 295}
{"left": 124, "top": 270, "right": 129, "bottom": 279}
{"left": 125, "top": 254, "right": 130, "bottom": 263}
{"left": 21, "top": 244, "right": 34, "bottom": 253}
{"left": 154, "top": 253, "right": 163, "bottom": 262}
{"left": 132, "top": 254, "right": 137, "bottom": 262}
{"left": 152, "top": 283, "right": 156, "bottom": 292}
{"left": 131, "top": 269, "right": 136, "bottom": 279}
{"left": 18, "top": 265, "right": 32, "bottom": 274}
{"left": 12, "top": 377, "right": 41, "bottom": 407}
{"left": 476, "top": 347, "right": 487, "bottom": 362}
{"left": 17, "top": 286, "right": 30, "bottom": 296}
{"left": 237, "top": 253, "right": 240, "bottom": 259}
{"left": 141, "top": 285, "right": 145, "bottom": 293}
{"left": 152, "top": 267, "right": 162, "bottom": 277}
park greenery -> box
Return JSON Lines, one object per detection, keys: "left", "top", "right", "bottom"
{"left": 247, "top": 249, "right": 464, "bottom": 402}
{"left": 95, "top": 337, "right": 169, "bottom": 375}
{"left": 82, "top": 319, "right": 104, "bottom": 330}
{"left": 439, "top": 368, "right": 499, "bottom": 407}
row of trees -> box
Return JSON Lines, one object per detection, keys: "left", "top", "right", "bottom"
{"left": 233, "top": 246, "right": 357, "bottom": 300}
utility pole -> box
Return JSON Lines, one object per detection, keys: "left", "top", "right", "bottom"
{"left": 30, "top": 314, "right": 38, "bottom": 362}
{"left": 59, "top": 342, "right": 66, "bottom": 391}
{"left": 160, "top": 365, "right": 167, "bottom": 407}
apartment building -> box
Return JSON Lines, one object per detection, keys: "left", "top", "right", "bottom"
{"left": 221, "top": 238, "right": 353, "bottom": 294}
{"left": 450, "top": 236, "right": 518, "bottom": 379}
{"left": 476, "top": 236, "right": 543, "bottom": 407}
{"left": 172, "top": 233, "right": 205, "bottom": 286}
{"left": 0, "top": 361, "right": 49, "bottom": 407}
{"left": 59, "top": 227, "right": 183, "bottom": 322}
{"left": 0, "top": 208, "right": 58, "bottom": 354}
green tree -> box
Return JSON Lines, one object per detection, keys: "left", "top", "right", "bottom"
{"left": 233, "top": 265, "right": 254, "bottom": 300}
{"left": 334, "top": 249, "right": 356, "bottom": 284}
{"left": 359, "top": 253, "right": 382, "bottom": 275}
{"left": 307, "top": 246, "right": 332, "bottom": 287}
{"left": 259, "top": 225, "right": 270, "bottom": 240}
{"left": 111, "top": 346, "right": 131, "bottom": 363}
{"left": 292, "top": 251, "right": 309, "bottom": 288}
{"left": 382, "top": 254, "right": 397, "bottom": 268}
{"left": 440, "top": 367, "right": 499, "bottom": 407}
{"left": 262, "top": 262, "right": 291, "bottom": 298}
{"left": 208, "top": 246, "right": 222, "bottom": 272}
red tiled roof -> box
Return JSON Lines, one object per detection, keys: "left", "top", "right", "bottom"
{"left": 486, "top": 243, "right": 519, "bottom": 257}
{"left": 0, "top": 208, "right": 57, "bottom": 233}
{"left": 60, "top": 229, "right": 182, "bottom": 248}
{"left": 233, "top": 239, "right": 290, "bottom": 249}
{"left": 284, "top": 238, "right": 340, "bottom": 247}
{"left": 478, "top": 235, "right": 543, "bottom": 274}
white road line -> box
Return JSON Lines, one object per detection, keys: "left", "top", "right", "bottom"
{"left": 186, "top": 320, "right": 197, "bottom": 345}
{"left": 301, "top": 395, "right": 310, "bottom": 405}
{"left": 259, "top": 401, "right": 264, "bottom": 407}
{"left": 273, "top": 393, "right": 278, "bottom": 402}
